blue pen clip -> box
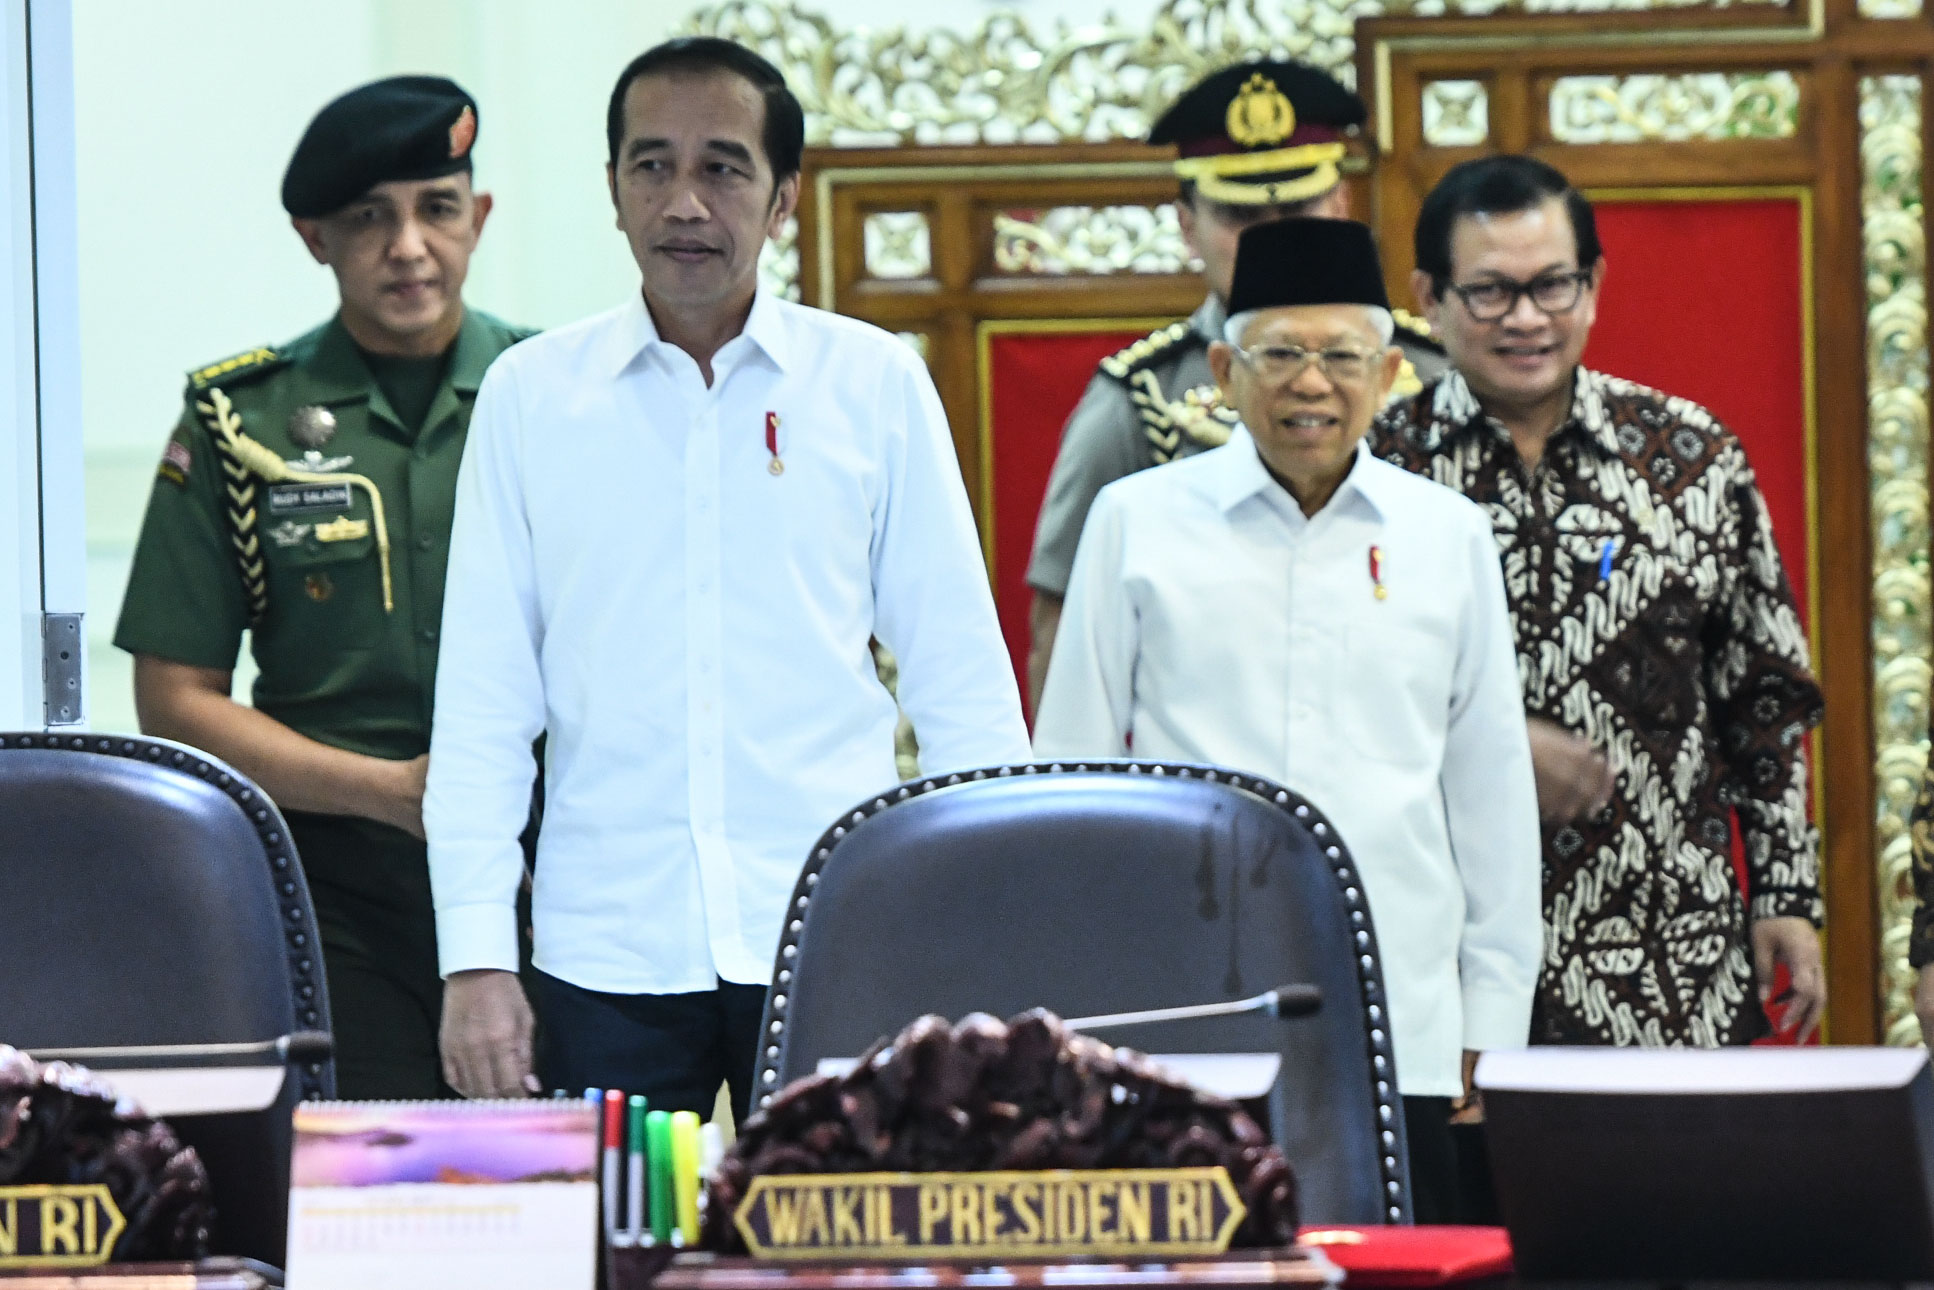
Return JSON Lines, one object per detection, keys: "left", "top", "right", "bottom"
{"left": 1597, "top": 537, "right": 1617, "bottom": 583}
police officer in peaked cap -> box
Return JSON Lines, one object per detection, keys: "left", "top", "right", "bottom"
{"left": 1024, "top": 59, "right": 1445, "bottom": 710}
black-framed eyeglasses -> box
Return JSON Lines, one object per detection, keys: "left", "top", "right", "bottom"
{"left": 1446, "top": 270, "right": 1592, "bottom": 321}
{"left": 1231, "top": 343, "right": 1381, "bottom": 384}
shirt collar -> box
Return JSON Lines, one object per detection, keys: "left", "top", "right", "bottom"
{"left": 1203, "top": 427, "right": 1388, "bottom": 521}
{"left": 1417, "top": 365, "right": 1622, "bottom": 457}
{"left": 609, "top": 288, "right": 794, "bottom": 379}
{"left": 1190, "top": 294, "right": 1227, "bottom": 344}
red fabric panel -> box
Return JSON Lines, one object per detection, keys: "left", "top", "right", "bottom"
{"left": 1586, "top": 198, "right": 1813, "bottom": 1044}
{"left": 1585, "top": 198, "right": 1810, "bottom": 621}
{"left": 984, "top": 329, "right": 1155, "bottom": 705}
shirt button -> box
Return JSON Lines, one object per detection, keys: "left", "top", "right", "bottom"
{"left": 419, "top": 628, "right": 438, "bottom": 643}
{"left": 416, "top": 534, "right": 434, "bottom": 551}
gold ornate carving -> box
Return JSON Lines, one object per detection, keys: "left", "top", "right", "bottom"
{"left": 863, "top": 211, "right": 932, "bottom": 280}
{"left": 993, "top": 204, "right": 1194, "bottom": 276}
{"left": 688, "top": 0, "right": 1783, "bottom": 152}
{"left": 1861, "top": 74, "right": 1931, "bottom": 1045}
{"left": 1422, "top": 80, "right": 1489, "bottom": 147}
{"left": 1549, "top": 72, "right": 1800, "bottom": 143}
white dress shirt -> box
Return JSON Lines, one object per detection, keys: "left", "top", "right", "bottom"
{"left": 426, "top": 291, "right": 1029, "bottom": 993}
{"left": 1033, "top": 430, "right": 1540, "bottom": 1097}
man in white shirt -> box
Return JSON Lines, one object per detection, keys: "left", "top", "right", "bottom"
{"left": 1033, "top": 218, "right": 1540, "bottom": 1222}
{"left": 427, "top": 37, "right": 1029, "bottom": 1114}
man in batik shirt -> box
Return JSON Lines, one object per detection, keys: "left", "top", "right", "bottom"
{"left": 1372, "top": 155, "right": 1825, "bottom": 1046}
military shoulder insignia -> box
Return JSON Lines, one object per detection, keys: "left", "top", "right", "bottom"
{"left": 1100, "top": 321, "right": 1195, "bottom": 382}
{"left": 186, "top": 345, "right": 288, "bottom": 394}
{"left": 156, "top": 439, "right": 192, "bottom": 487}
{"left": 1391, "top": 309, "right": 1443, "bottom": 353}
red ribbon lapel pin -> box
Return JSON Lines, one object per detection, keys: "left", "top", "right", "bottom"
{"left": 765, "top": 411, "right": 784, "bottom": 476}
{"left": 1368, "top": 545, "right": 1386, "bottom": 600}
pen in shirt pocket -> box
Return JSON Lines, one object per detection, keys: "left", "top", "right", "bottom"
{"left": 1597, "top": 537, "right": 1618, "bottom": 583}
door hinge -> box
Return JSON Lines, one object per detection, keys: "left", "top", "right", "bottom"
{"left": 41, "top": 612, "right": 82, "bottom": 726}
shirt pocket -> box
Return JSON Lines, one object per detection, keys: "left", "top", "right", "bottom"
{"left": 260, "top": 502, "right": 387, "bottom": 652}
{"left": 1337, "top": 618, "right": 1454, "bottom": 768}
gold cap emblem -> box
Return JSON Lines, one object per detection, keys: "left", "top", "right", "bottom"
{"left": 288, "top": 405, "right": 338, "bottom": 450}
{"left": 449, "top": 105, "right": 477, "bottom": 159}
{"left": 1226, "top": 74, "right": 1297, "bottom": 148}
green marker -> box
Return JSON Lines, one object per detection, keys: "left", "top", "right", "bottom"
{"left": 627, "top": 1095, "right": 649, "bottom": 1245}
{"left": 647, "top": 1108, "right": 675, "bottom": 1245}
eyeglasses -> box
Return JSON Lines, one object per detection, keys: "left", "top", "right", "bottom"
{"left": 1231, "top": 344, "right": 1381, "bottom": 384}
{"left": 1446, "top": 270, "right": 1592, "bottom": 321}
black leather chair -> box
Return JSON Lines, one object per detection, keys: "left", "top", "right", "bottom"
{"left": 752, "top": 761, "right": 1411, "bottom": 1224}
{"left": 0, "top": 731, "right": 333, "bottom": 1267}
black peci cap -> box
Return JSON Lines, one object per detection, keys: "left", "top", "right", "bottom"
{"left": 281, "top": 75, "right": 479, "bottom": 218}
{"left": 1149, "top": 60, "right": 1366, "bottom": 207}
{"left": 1225, "top": 218, "right": 1391, "bottom": 317}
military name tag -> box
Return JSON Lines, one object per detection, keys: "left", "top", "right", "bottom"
{"left": 0, "top": 1185, "right": 127, "bottom": 1268}
{"left": 733, "top": 1167, "right": 1244, "bottom": 1261}
{"left": 268, "top": 483, "right": 354, "bottom": 514}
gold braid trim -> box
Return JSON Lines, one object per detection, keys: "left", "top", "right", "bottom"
{"left": 197, "top": 389, "right": 395, "bottom": 613}
{"left": 197, "top": 390, "right": 268, "bottom": 625}
{"left": 1185, "top": 161, "right": 1340, "bottom": 207}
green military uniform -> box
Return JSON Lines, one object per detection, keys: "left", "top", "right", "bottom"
{"left": 1026, "top": 295, "right": 1446, "bottom": 596}
{"left": 115, "top": 308, "right": 534, "bottom": 1097}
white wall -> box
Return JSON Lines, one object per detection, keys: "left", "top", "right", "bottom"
{"left": 75, "top": 0, "right": 678, "bottom": 732}
{"left": 73, "top": 0, "right": 1156, "bottom": 733}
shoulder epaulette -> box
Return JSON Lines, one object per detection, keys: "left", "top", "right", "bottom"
{"left": 1391, "top": 309, "right": 1444, "bottom": 354}
{"left": 1099, "top": 321, "right": 1195, "bottom": 381}
{"left": 185, "top": 346, "right": 287, "bottom": 394}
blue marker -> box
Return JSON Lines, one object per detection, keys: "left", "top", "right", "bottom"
{"left": 1597, "top": 537, "right": 1617, "bottom": 583}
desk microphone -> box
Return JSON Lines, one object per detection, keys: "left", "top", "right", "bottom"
{"left": 1062, "top": 984, "right": 1321, "bottom": 1032}
{"left": 23, "top": 1030, "right": 335, "bottom": 1068}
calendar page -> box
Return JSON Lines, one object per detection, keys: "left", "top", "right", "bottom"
{"left": 286, "top": 1100, "right": 599, "bottom": 1290}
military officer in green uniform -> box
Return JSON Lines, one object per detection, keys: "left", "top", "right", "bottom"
{"left": 114, "top": 76, "right": 535, "bottom": 1099}
{"left": 1024, "top": 60, "right": 1446, "bottom": 709}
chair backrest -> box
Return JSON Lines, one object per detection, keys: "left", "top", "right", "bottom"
{"left": 753, "top": 761, "right": 1410, "bottom": 1224}
{"left": 0, "top": 732, "right": 333, "bottom": 1267}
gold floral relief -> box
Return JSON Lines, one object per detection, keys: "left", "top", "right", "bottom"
{"left": 761, "top": 215, "right": 801, "bottom": 302}
{"left": 1549, "top": 72, "right": 1799, "bottom": 143}
{"left": 993, "top": 205, "right": 1194, "bottom": 276}
{"left": 1861, "top": 74, "right": 1932, "bottom": 1045}
{"left": 1422, "top": 80, "right": 1489, "bottom": 147}
{"left": 687, "top": 0, "right": 1778, "bottom": 149}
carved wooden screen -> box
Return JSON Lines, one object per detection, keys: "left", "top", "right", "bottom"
{"left": 1357, "top": 0, "right": 1929, "bottom": 1042}
{"left": 762, "top": 0, "right": 1932, "bottom": 1044}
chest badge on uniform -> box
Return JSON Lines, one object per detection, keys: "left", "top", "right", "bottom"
{"left": 287, "top": 405, "right": 354, "bottom": 471}
{"left": 269, "top": 520, "right": 311, "bottom": 549}
{"left": 289, "top": 405, "right": 337, "bottom": 450}
{"left": 304, "top": 572, "right": 334, "bottom": 602}
{"left": 765, "top": 410, "right": 785, "bottom": 475}
{"left": 315, "top": 516, "right": 370, "bottom": 543}
{"left": 1368, "top": 545, "right": 1387, "bottom": 600}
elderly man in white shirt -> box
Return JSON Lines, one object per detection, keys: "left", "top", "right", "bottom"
{"left": 1033, "top": 218, "right": 1540, "bottom": 1223}
{"left": 427, "top": 37, "right": 1029, "bottom": 1114}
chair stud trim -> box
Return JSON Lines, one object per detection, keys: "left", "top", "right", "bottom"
{"left": 747, "top": 760, "right": 1409, "bottom": 1220}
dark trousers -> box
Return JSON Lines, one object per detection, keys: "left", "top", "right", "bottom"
{"left": 291, "top": 813, "right": 450, "bottom": 1101}
{"left": 1403, "top": 1096, "right": 1500, "bottom": 1225}
{"left": 531, "top": 970, "right": 766, "bottom": 1124}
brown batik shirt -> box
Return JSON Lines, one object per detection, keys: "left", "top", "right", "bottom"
{"left": 1371, "top": 367, "right": 1824, "bottom": 1046}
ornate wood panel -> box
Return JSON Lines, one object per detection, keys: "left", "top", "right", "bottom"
{"left": 1357, "top": 0, "right": 1927, "bottom": 1045}
{"left": 704, "top": 0, "right": 1934, "bottom": 1044}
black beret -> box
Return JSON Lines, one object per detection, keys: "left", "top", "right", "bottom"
{"left": 1152, "top": 61, "right": 1366, "bottom": 206}
{"left": 1226, "top": 218, "right": 1391, "bottom": 318}
{"left": 281, "top": 76, "right": 479, "bottom": 218}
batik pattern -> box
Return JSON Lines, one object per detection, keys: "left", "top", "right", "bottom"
{"left": 1372, "top": 368, "right": 1823, "bottom": 1045}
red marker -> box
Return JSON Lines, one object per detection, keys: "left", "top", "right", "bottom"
{"left": 603, "top": 1088, "right": 624, "bottom": 1243}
